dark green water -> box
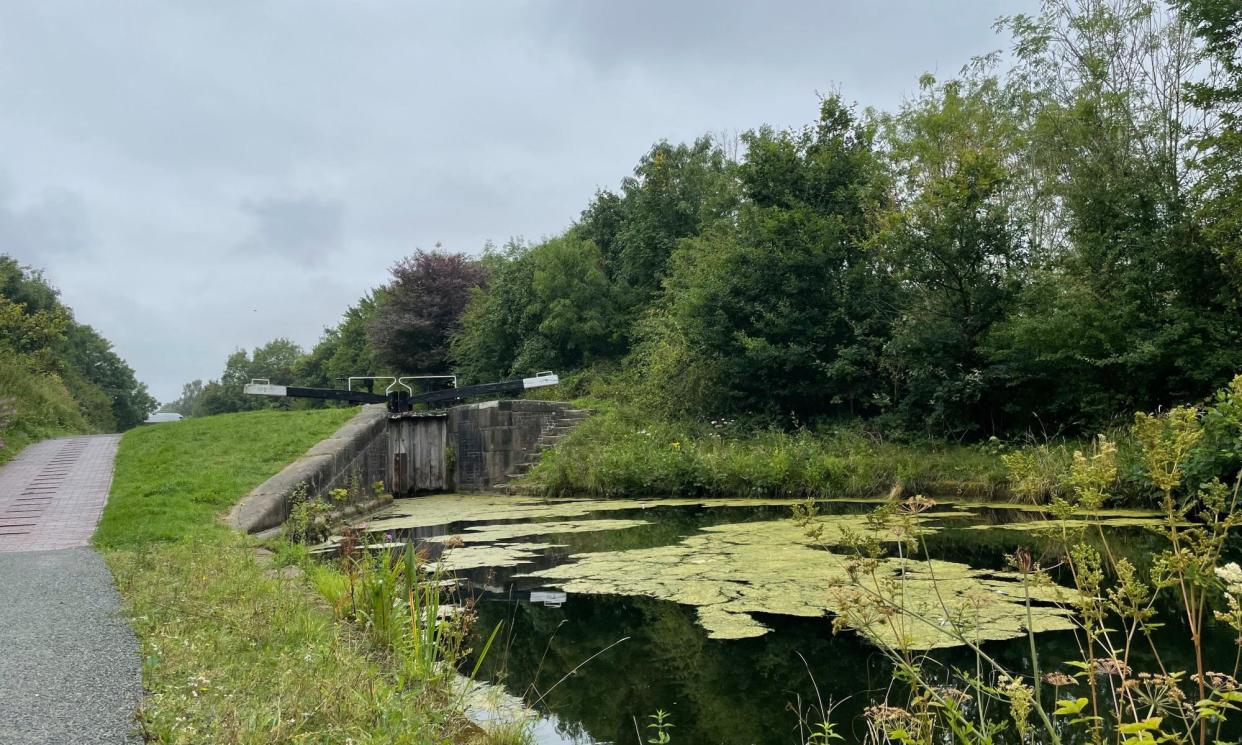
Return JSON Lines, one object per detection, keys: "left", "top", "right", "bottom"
{"left": 376, "top": 501, "right": 1241, "bottom": 745}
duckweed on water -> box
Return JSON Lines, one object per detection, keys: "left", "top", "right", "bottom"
{"left": 435, "top": 542, "right": 564, "bottom": 571}
{"left": 961, "top": 517, "right": 1167, "bottom": 532}
{"left": 319, "top": 495, "right": 1130, "bottom": 650}
{"left": 423, "top": 519, "right": 652, "bottom": 544}
{"left": 518, "top": 517, "right": 1076, "bottom": 649}
{"left": 355, "top": 494, "right": 848, "bottom": 532}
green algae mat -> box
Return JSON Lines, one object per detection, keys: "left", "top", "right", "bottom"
{"left": 519, "top": 518, "right": 1077, "bottom": 649}
{"left": 322, "top": 493, "right": 1165, "bottom": 650}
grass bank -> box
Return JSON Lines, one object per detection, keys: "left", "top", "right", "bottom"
{"left": 98, "top": 408, "right": 475, "bottom": 744}
{"left": 523, "top": 368, "right": 1242, "bottom": 507}
{"left": 96, "top": 408, "right": 355, "bottom": 547}
{"left": 527, "top": 402, "right": 1012, "bottom": 500}
{"left": 0, "top": 353, "right": 95, "bottom": 465}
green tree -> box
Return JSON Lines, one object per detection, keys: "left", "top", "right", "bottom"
{"left": 192, "top": 339, "right": 304, "bottom": 417}
{"left": 164, "top": 380, "right": 204, "bottom": 415}
{"left": 296, "top": 290, "right": 385, "bottom": 389}
{"left": 525, "top": 236, "right": 623, "bottom": 371}
{"left": 875, "top": 70, "right": 1026, "bottom": 436}
{"left": 1175, "top": 0, "right": 1242, "bottom": 303}
{"left": 451, "top": 242, "right": 538, "bottom": 383}
{"left": 451, "top": 238, "right": 624, "bottom": 381}
{"left": 579, "top": 137, "right": 738, "bottom": 311}
{"left": 0, "top": 293, "right": 67, "bottom": 360}
{"left": 634, "top": 98, "right": 888, "bottom": 421}
{"left": 987, "top": 0, "right": 1242, "bottom": 429}
{"left": 57, "top": 323, "right": 156, "bottom": 430}
{"left": 0, "top": 255, "right": 154, "bottom": 432}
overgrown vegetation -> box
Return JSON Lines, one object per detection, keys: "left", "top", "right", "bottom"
{"left": 528, "top": 402, "right": 1009, "bottom": 501}
{"left": 0, "top": 254, "right": 154, "bottom": 462}
{"left": 108, "top": 533, "right": 470, "bottom": 744}
{"left": 816, "top": 374, "right": 1242, "bottom": 744}
{"left": 304, "top": 538, "right": 501, "bottom": 697}
{"left": 532, "top": 375, "right": 1242, "bottom": 509}
{"left": 449, "top": 0, "right": 1242, "bottom": 440}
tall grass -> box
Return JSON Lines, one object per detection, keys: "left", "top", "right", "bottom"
{"left": 528, "top": 403, "right": 1009, "bottom": 500}
{"left": 818, "top": 376, "right": 1242, "bottom": 744}
{"left": 108, "top": 533, "right": 460, "bottom": 744}
{"left": 310, "top": 539, "right": 504, "bottom": 694}
{"left": 0, "top": 352, "right": 93, "bottom": 464}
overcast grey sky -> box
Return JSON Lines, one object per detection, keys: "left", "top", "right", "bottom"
{"left": 1, "top": 1, "right": 1036, "bottom": 403}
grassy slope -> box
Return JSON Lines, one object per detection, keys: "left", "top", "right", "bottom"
{"left": 98, "top": 407, "right": 466, "bottom": 744}
{"left": 96, "top": 408, "right": 355, "bottom": 547}
{"left": 0, "top": 354, "right": 94, "bottom": 465}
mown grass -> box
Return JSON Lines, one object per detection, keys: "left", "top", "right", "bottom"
{"left": 528, "top": 401, "right": 1011, "bottom": 500}
{"left": 95, "top": 408, "right": 355, "bottom": 547}
{"left": 98, "top": 407, "right": 479, "bottom": 744}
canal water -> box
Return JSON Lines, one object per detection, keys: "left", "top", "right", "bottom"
{"left": 331, "top": 495, "right": 1240, "bottom": 744}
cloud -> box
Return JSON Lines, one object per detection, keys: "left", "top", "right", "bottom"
{"left": 0, "top": 1, "right": 1036, "bottom": 402}
{"left": 527, "top": 0, "right": 1009, "bottom": 87}
{"left": 0, "top": 178, "right": 91, "bottom": 260}
{"left": 238, "top": 195, "right": 344, "bottom": 267}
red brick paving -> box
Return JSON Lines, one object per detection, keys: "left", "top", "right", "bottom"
{"left": 0, "top": 435, "right": 121, "bottom": 553}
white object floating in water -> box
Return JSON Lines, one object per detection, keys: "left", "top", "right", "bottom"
{"left": 530, "top": 590, "right": 567, "bottom": 608}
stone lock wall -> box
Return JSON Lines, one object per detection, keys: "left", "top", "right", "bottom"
{"left": 228, "top": 405, "right": 390, "bottom": 534}
{"left": 231, "top": 399, "right": 573, "bottom": 534}
{"left": 448, "top": 400, "right": 571, "bottom": 492}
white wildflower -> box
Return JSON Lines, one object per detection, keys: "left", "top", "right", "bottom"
{"left": 1215, "top": 562, "right": 1242, "bottom": 594}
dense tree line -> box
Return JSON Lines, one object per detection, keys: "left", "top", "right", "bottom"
{"left": 189, "top": 0, "right": 1241, "bottom": 439}
{"left": 0, "top": 255, "right": 155, "bottom": 456}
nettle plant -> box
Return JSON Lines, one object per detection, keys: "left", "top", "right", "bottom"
{"left": 814, "top": 375, "right": 1242, "bottom": 745}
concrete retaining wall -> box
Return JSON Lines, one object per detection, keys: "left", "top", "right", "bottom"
{"left": 448, "top": 400, "right": 572, "bottom": 492}
{"left": 227, "top": 405, "right": 390, "bottom": 534}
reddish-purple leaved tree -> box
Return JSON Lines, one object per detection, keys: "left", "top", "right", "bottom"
{"left": 366, "top": 249, "right": 487, "bottom": 373}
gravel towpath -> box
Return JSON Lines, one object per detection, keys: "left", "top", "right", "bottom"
{"left": 0, "top": 436, "right": 141, "bottom": 744}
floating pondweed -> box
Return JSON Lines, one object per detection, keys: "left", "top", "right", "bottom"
{"left": 423, "top": 519, "right": 651, "bottom": 544}
{"left": 311, "top": 495, "right": 1167, "bottom": 649}
{"left": 520, "top": 517, "right": 1076, "bottom": 649}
